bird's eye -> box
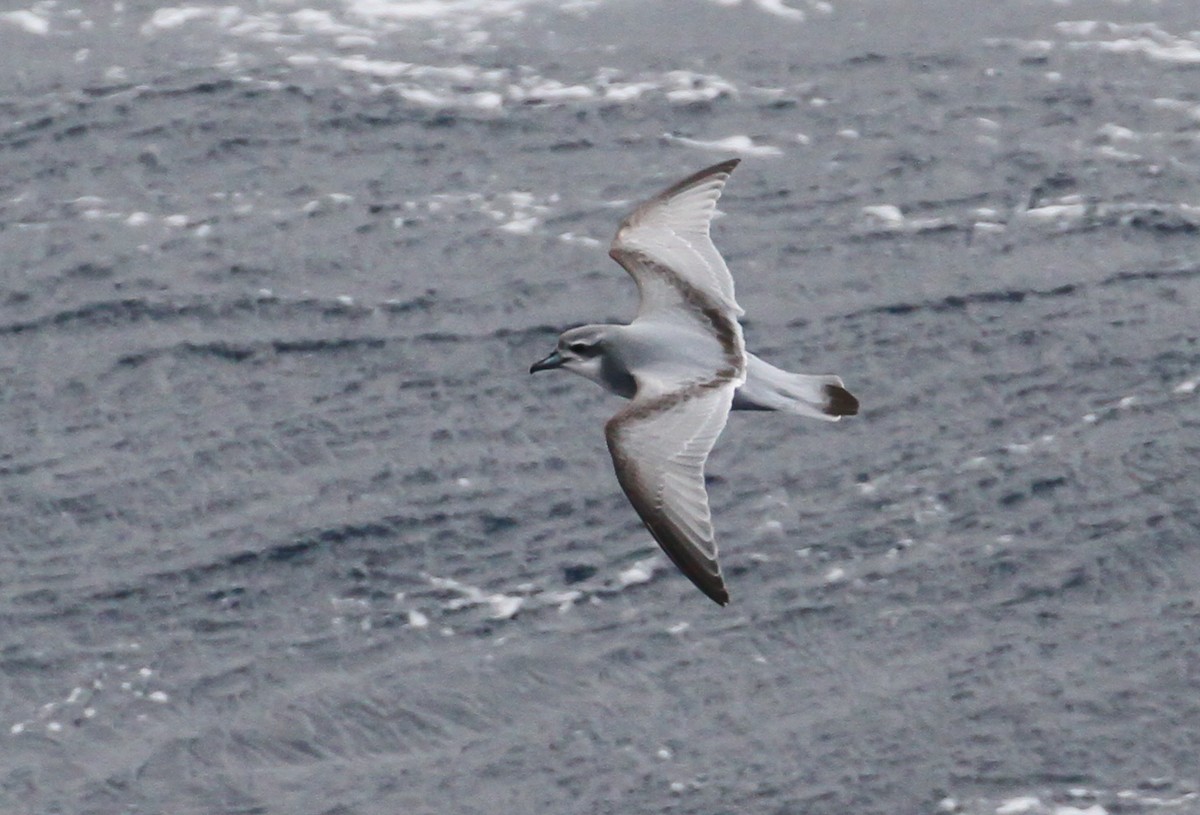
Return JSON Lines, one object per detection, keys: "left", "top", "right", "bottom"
{"left": 568, "top": 342, "right": 597, "bottom": 357}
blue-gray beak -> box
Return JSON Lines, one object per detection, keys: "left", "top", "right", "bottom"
{"left": 530, "top": 350, "right": 564, "bottom": 374}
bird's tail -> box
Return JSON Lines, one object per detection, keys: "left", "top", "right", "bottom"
{"left": 733, "top": 355, "right": 860, "bottom": 420}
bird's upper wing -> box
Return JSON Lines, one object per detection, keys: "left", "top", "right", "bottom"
{"left": 605, "top": 376, "right": 738, "bottom": 605}
{"left": 610, "top": 158, "right": 744, "bottom": 321}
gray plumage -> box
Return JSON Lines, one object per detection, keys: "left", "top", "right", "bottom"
{"left": 531, "top": 159, "right": 857, "bottom": 605}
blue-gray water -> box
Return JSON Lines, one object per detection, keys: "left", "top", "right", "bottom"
{"left": 2, "top": 1, "right": 1199, "bottom": 813}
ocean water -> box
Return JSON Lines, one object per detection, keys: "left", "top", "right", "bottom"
{"left": 2, "top": 1, "right": 1199, "bottom": 813}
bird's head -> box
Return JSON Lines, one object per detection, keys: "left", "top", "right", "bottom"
{"left": 529, "top": 325, "right": 608, "bottom": 383}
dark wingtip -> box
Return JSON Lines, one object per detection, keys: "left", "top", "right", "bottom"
{"left": 679, "top": 562, "right": 730, "bottom": 606}
{"left": 824, "top": 384, "right": 860, "bottom": 417}
{"left": 689, "top": 158, "right": 741, "bottom": 180}
{"left": 651, "top": 159, "right": 742, "bottom": 204}
{"left": 713, "top": 157, "right": 741, "bottom": 174}
{"left": 705, "top": 583, "right": 730, "bottom": 606}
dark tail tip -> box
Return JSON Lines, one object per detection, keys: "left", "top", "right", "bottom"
{"left": 824, "top": 384, "right": 860, "bottom": 417}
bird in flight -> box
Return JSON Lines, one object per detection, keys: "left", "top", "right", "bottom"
{"left": 530, "top": 159, "right": 858, "bottom": 605}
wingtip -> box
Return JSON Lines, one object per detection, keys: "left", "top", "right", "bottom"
{"left": 673, "top": 556, "right": 731, "bottom": 606}
{"left": 691, "top": 569, "right": 730, "bottom": 605}
{"left": 714, "top": 157, "right": 741, "bottom": 174}
{"left": 824, "top": 383, "right": 860, "bottom": 417}
{"left": 693, "top": 157, "right": 741, "bottom": 184}
{"left": 650, "top": 158, "right": 742, "bottom": 203}
{"left": 686, "top": 158, "right": 739, "bottom": 179}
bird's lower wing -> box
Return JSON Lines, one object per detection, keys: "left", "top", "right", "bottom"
{"left": 604, "top": 379, "right": 737, "bottom": 605}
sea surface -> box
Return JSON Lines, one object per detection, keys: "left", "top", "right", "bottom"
{"left": 2, "top": 1, "right": 1199, "bottom": 813}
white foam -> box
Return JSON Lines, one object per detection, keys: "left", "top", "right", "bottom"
{"left": 749, "top": 0, "right": 805, "bottom": 21}
{"left": 1, "top": 9, "right": 50, "bottom": 35}
{"left": 1097, "top": 123, "right": 1137, "bottom": 142}
{"left": 558, "top": 232, "right": 602, "bottom": 248}
{"left": 1101, "top": 37, "right": 1200, "bottom": 64}
{"left": 618, "top": 558, "right": 658, "bottom": 587}
{"left": 545, "top": 590, "right": 581, "bottom": 612}
{"left": 1057, "top": 20, "right": 1200, "bottom": 65}
{"left": 332, "top": 55, "right": 414, "bottom": 78}
{"left": 510, "top": 78, "right": 595, "bottom": 103}
{"left": 488, "top": 595, "right": 523, "bottom": 620}
{"left": 499, "top": 217, "right": 540, "bottom": 234}
{"left": 1095, "top": 145, "right": 1140, "bottom": 162}
{"left": 862, "top": 204, "right": 905, "bottom": 229}
{"left": 407, "top": 609, "right": 430, "bottom": 628}
{"left": 861, "top": 204, "right": 952, "bottom": 234}
{"left": 291, "top": 8, "right": 370, "bottom": 38}
{"left": 471, "top": 91, "right": 503, "bottom": 110}
{"left": 1056, "top": 20, "right": 1099, "bottom": 37}
{"left": 397, "top": 87, "right": 446, "bottom": 107}
{"left": 346, "top": 0, "right": 528, "bottom": 23}
{"left": 129, "top": 7, "right": 754, "bottom": 116}
{"left": 996, "top": 796, "right": 1042, "bottom": 814}
{"left": 602, "top": 81, "right": 657, "bottom": 102}
{"left": 755, "top": 519, "right": 786, "bottom": 545}
{"left": 973, "top": 221, "right": 1007, "bottom": 236}
{"left": 426, "top": 575, "right": 523, "bottom": 620}
{"left": 1174, "top": 378, "right": 1197, "bottom": 394}
{"left": 664, "top": 133, "right": 783, "bottom": 157}
{"left": 663, "top": 70, "right": 738, "bottom": 104}
{"left": 1022, "top": 203, "right": 1087, "bottom": 225}
{"left": 142, "top": 7, "right": 235, "bottom": 34}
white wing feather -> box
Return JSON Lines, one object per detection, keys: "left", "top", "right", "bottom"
{"left": 605, "top": 380, "right": 737, "bottom": 605}
{"left": 610, "top": 158, "right": 744, "bottom": 319}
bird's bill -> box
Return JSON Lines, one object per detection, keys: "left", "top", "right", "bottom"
{"left": 529, "top": 350, "right": 565, "bottom": 374}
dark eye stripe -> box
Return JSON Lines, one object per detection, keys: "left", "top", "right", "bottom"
{"left": 569, "top": 342, "right": 600, "bottom": 358}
